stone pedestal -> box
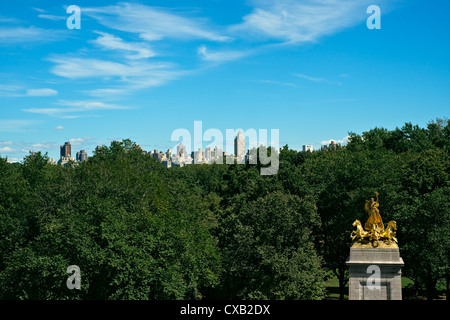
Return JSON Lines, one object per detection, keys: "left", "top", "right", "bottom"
{"left": 346, "top": 245, "right": 404, "bottom": 300}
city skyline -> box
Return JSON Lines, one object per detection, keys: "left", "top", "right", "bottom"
{"left": 1, "top": 1, "right": 449, "bottom": 162}
{"left": 30, "top": 128, "right": 296, "bottom": 167}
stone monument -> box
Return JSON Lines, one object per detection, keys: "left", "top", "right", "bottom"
{"left": 346, "top": 192, "right": 404, "bottom": 300}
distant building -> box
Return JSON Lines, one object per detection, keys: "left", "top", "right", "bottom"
{"left": 177, "top": 143, "right": 187, "bottom": 157}
{"left": 211, "top": 146, "right": 223, "bottom": 164}
{"left": 161, "top": 160, "right": 171, "bottom": 168}
{"left": 234, "top": 131, "right": 245, "bottom": 163}
{"left": 165, "top": 149, "right": 172, "bottom": 161}
{"left": 76, "top": 150, "right": 88, "bottom": 162}
{"left": 321, "top": 140, "right": 339, "bottom": 151}
{"left": 302, "top": 145, "right": 313, "bottom": 152}
{"left": 192, "top": 147, "right": 203, "bottom": 164}
{"left": 58, "top": 156, "right": 74, "bottom": 167}
{"left": 204, "top": 147, "right": 212, "bottom": 162}
{"left": 60, "top": 142, "right": 71, "bottom": 158}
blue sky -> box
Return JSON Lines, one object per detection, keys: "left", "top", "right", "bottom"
{"left": 0, "top": 0, "right": 449, "bottom": 162}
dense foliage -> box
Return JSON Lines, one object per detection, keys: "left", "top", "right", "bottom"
{"left": 0, "top": 119, "right": 448, "bottom": 300}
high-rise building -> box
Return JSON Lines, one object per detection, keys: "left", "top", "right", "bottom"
{"left": 76, "top": 150, "right": 88, "bottom": 162}
{"left": 302, "top": 145, "right": 313, "bottom": 152}
{"left": 214, "top": 146, "right": 223, "bottom": 163}
{"left": 177, "top": 143, "right": 187, "bottom": 158}
{"left": 166, "top": 149, "right": 172, "bottom": 161}
{"left": 204, "top": 147, "right": 212, "bottom": 162}
{"left": 193, "top": 147, "right": 203, "bottom": 164}
{"left": 60, "top": 142, "right": 71, "bottom": 158}
{"left": 234, "top": 131, "right": 245, "bottom": 160}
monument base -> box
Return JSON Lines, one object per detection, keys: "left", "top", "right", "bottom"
{"left": 346, "top": 244, "right": 404, "bottom": 300}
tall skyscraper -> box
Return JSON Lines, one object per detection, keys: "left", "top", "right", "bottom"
{"left": 204, "top": 147, "right": 212, "bottom": 162}
{"left": 76, "top": 150, "right": 88, "bottom": 162}
{"left": 60, "top": 142, "right": 71, "bottom": 158}
{"left": 177, "top": 143, "right": 187, "bottom": 158}
{"left": 302, "top": 145, "right": 313, "bottom": 152}
{"left": 234, "top": 131, "right": 245, "bottom": 161}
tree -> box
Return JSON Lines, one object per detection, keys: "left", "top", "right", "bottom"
{"left": 0, "top": 140, "right": 222, "bottom": 299}
{"left": 393, "top": 149, "right": 450, "bottom": 299}
{"left": 218, "top": 191, "right": 325, "bottom": 300}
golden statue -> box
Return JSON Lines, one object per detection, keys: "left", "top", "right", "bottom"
{"left": 350, "top": 219, "right": 369, "bottom": 241}
{"left": 364, "top": 192, "right": 384, "bottom": 232}
{"left": 351, "top": 192, "right": 398, "bottom": 247}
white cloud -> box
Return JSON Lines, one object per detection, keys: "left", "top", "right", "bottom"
{"left": 83, "top": 88, "right": 129, "bottom": 98}
{"left": 0, "top": 146, "right": 17, "bottom": 153}
{"left": 26, "top": 88, "right": 58, "bottom": 97}
{"left": 257, "top": 79, "right": 297, "bottom": 88}
{"left": 53, "top": 126, "right": 65, "bottom": 130}
{"left": 69, "top": 137, "right": 93, "bottom": 146}
{"left": 37, "top": 14, "right": 66, "bottom": 21}
{"left": 294, "top": 73, "right": 325, "bottom": 83}
{"left": 31, "top": 8, "right": 47, "bottom": 13}
{"left": 0, "top": 26, "right": 63, "bottom": 43}
{"left": 49, "top": 56, "right": 176, "bottom": 80}
{"left": 232, "top": 0, "right": 388, "bottom": 44}
{"left": 84, "top": 3, "right": 230, "bottom": 42}
{"left": 294, "top": 73, "right": 342, "bottom": 85}
{"left": 17, "top": 141, "right": 60, "bottom": 155}
{"left": 321, "top": 136, "right": 350, "bottom": 145}
{"left": 60, "top": 100, "right": 131, "bottom": 110}
{"left": 0, "top": 141, "right": 13, "bottom": 146}
{"left": 0, "top": 84, "right": 23, "bottom": 97}
{"left": 197, "top": 45, "right": 249, "bottom": 62}
{"left": 22, "top": 100, "right": 132, "bottom": 118}
{"left": 6, "top": 157, "right": 21, "bottom": 163}
{"left": 0, "top": 120, "right": 38, "bottom": 132}
{"left": 0, "top": 85, "right": 58, "bottom": 97}
{"left": 91, "top": 31, "right": 156, "bottom": 60}
{"left": 48, "top": 55, "right": 185, "bottom": 96}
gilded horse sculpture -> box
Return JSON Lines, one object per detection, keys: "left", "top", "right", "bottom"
{"left": 351, "top": 192, "right": 398, "bottom": 246}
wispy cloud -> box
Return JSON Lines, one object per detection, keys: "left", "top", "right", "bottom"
{"left": 294, "top": 73, "right": 342, "bottom": 85}
{"left": 53, "top": 126, "right": 65, "bottom": 130}
{"left": 0, "top": 85, "right": 58, "bottom": 97}
{"left": 0, "top": 120, "right": 38, "bottom": 132}
{"left": 0, "top": 84, "right": 22, "bottom": 97}
{"left": 69, "top": 137, "right": 93, "bottom": 146}
{"left": 84, "top": 3, "right": 230, "bottom": 42}
{"left": 26, "top": 88, "right": 58, "bottom": 97}
{"left": 48, "top": 55, "right": 185, "bottom": 97}
{"left": 16, "top": 140, "right": 60, "bottom": 155}
{"left": 49, "top": 56, "right": 176, "bottom": 80}
{"left": 294, "top": 73, "right": 325, "bottom": 83}
{"left": 197, "top": 45, "right": 249, "bottom": 62}
{"left": 83, "top": 88, "right": 129, "bottom": 98}
{"left": 257, "top": 79, "right": 297, "bottom": 88}
{"left": 232, "top": 0, "right": 388, "bottom": 44}
{"left": 91, "top": 31, "right": 156, "bottom": 60}
{"left": 0, "top": 146, "right": 18, "bottom": 153}
{"left": 22, "top": 100, "right": 133, "bottom": 118}
{"left": 37, "top": 14, "right": 66, "bottom": 21}
{"left": 0, "top": 25, "right": 63, "bottom": 44}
